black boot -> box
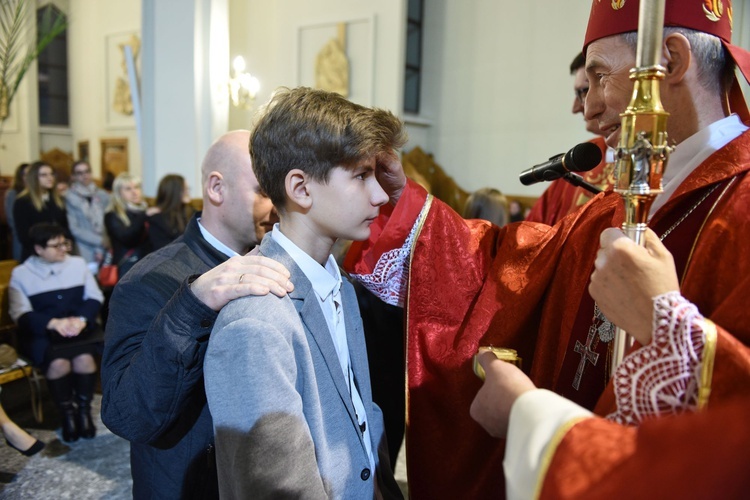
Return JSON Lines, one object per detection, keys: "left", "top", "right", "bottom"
{"left": 47, "top": 376, "right": 78, "bottom": 443}
{"left": 73, "top": 373, "right": 97, "bottom": 439}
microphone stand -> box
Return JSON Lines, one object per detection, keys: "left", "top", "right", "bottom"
{"left": 562, "top": 172, "right": 601, "bottom": 195}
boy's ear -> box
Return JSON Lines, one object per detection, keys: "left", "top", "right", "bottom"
{"left": 285, "top": 169, "right": 312, "bottom": 209}
{"left": 204, "top": 171, "right": 224, "bottom": 205}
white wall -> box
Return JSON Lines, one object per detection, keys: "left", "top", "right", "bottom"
{"left": 228, "top": 0, "right": 406, "bottom": 131}
{"left": 4, "top": 0, "right": 750, "bottom": 198}
{"left": 413, "top": 0, "right": 595, "bottom": 198}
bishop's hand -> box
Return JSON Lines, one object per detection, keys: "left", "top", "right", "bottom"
{"left": 376, "top": 149, "right": 407, "bottom": 205}
{"left": 589, "top": 227, "right": 680, "bottom": 345}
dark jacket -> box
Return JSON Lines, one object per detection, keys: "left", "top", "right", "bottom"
{"left": 101, "top": 215, "right": 226, "bottom": 499}
{"left": 104, "top": 209, "right": 150, "bottom": 272}
{"left": 13, "top": 194, "right": 70, "bottom": 262}
{"left": 147, "top": 207, "right": 193, "bottom": 251}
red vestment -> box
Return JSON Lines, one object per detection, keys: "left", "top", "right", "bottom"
{"left": 540, "top": 396, "right": 750, "bottom": 499}
{"left": 345, "top": 130, "right": 750, "bottom": 499}
{"left": 526, "top": 136, "right": 614, "bottom": 225}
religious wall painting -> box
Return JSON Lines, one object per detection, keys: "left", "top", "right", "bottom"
{"left": 101, "top": 138, "right": 128, "bottom": 179}
{"left": 106, "top": 31, "right": 141, "bottom": 129}
{"left": 297, "top": 17, "right": 374, "bottom": 106}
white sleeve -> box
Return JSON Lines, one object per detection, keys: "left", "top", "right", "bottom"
{"left": 504, "top": 389, "right": 592, "bottom": 500}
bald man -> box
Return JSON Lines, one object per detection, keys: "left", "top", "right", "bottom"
{"left": 101, "top": 130, "right": 294, "bottom": 499}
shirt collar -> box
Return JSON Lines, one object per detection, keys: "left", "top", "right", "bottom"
{"left": 650, "top": 114, "right": 748, "bottom": 216}
{"left": 26, "top": 256, "right": 68, "bottom": 278}
{"left": 197, "top": 217, "right": 239, "bottom": 258}
{"left": 271, "top": 224, "right": 341, "bottom": 302}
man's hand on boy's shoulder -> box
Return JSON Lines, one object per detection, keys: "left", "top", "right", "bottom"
{"left": 376, "top": 149, "right": 407, "bottom": 205}
{"left": 190, "top": 253, "right": 294, "bottom": 311}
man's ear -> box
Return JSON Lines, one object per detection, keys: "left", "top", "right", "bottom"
{"left": 662, "top": 32, "right": 691, "bottom": 84}
{"left": 204, "top": 171, "right": 224, "bottom": 205}
{"left": 285, "top": 169, "right": 312, "bottom": 209}
{"left": 33, "top": 245, "right": 43, "bottom": 256}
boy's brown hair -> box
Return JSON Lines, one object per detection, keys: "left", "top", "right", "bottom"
{"left": 250, "top": 87, "right": 407, "bottom": 209}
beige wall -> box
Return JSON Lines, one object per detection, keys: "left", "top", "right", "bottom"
{"left": 228, "top": 0, "right": 406, "bottom": 132}
{"left": 3, "top": 0, "right": 750, "bottom": 199}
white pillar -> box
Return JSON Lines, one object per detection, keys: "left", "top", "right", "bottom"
{"left": 141, "top": 0, "right": 228, "bottom": 197}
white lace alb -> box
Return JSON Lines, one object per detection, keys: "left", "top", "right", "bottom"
{"left": 606, "top": 291, "right": 707, "bottom": 425}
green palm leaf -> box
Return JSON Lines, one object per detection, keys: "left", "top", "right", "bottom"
{"left": 0, "top": 0, "right": 67, "bottom": 120}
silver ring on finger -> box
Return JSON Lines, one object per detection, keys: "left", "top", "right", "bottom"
{"left": 239, "top": 273, "right": 245, "bottom": 284}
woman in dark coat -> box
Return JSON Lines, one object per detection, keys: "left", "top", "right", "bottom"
{"left": 147, "top": 174, "right": 195, "bottom": 250}
{"left": 13, "top": 162, "right": 70, "bottom": 261}
{"left": 104, "top": 173, "right": 155, "bottom": 279}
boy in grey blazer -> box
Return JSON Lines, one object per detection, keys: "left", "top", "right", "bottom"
{"left": 204, "top": 87, "right": 407, "bottom": 499}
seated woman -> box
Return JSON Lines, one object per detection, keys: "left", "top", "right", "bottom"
{"left": 148, "top": 174, "right": 195, "bottom": 250}
{"left": 8, "top": 223, "right": 104, "bottom": 443}
{"left": 13, "top": 162, "right": 71, "bottom": 262}
{"left": 104, "top": 173, "right": 155, "bottom": 279}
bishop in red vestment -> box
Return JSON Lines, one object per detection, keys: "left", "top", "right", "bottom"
{"left": 345, "top": 1, "right": 750, "bottom": 498}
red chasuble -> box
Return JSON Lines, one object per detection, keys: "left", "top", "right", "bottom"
{"left": 540, "top": 396, "right": 750, "bottom": 499}
{"left": 526, "top": 136, "right": 615, "bottom": 226}
{"left": 345, "top": 130, "right": 750, "bottom": 499}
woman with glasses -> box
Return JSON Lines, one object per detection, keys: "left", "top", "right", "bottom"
{"left": 66, "top": 161, "right": 111, "bottom": 273}
{"left": 8, "top": 223, "right": 104, "bottom": 443}
{"left": 12, "top": 162, "right": 71, "bottom": 262}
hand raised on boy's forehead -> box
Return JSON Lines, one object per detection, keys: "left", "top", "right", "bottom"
{"left": 376, "top": 149, "right": 407, "bottom": 206}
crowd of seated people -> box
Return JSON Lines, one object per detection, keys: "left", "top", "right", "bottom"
{"left": 0, "top": 164, "right": 196, "bottom": 455}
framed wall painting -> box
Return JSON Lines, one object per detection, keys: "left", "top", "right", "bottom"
{"left": 101, "top": 138, "right": 128, "bottom": 178}
{"left": 105, "top": 31, "right": 141, "bottom": 129}
{"left": 296, "top": 16, "right": 375, "bottom": 106}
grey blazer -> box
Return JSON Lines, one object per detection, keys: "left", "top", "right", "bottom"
{"left": 204, "top": 234, "right": 401, "bottom": 499}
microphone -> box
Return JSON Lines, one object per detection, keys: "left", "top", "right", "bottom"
{"left": 519, "top": 142, "right": 602, "bottom": 186}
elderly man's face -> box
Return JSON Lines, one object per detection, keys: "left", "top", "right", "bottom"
{"left": 584, "top": 35, "right": 637, "bottom": 149}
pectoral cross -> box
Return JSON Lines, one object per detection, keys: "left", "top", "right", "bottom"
{"left": 572, "top": 324, "right": 600, "bottom": 390}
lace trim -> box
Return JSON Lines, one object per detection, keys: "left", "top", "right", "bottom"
{"left": 351, "top": 199, "right": 431, "bottom": 307}
{"left": 606, "top": 291, "right": 707, "bottom": 425}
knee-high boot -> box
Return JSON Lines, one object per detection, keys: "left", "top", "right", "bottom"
{"left": 46, "top": 375, "right": 78, "bottom": 442}
{"left": 73, "top": 373, "right": 97, "bottom": 439}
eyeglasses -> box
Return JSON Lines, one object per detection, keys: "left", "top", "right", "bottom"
{"left": 73, "top": 169, "right": 91, "bottom": 176}
{"left": 46, "top": 240, "right": 72, "bottom": 250}
{"left": 575, "top": 86, "right": 589, "bottom": 105}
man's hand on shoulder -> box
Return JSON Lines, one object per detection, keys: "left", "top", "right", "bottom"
{"left": 190, "top": 253, "right": 294, "bottom": 311}
{"left": 376, "top": 149, "right": 407, "bottom": 205}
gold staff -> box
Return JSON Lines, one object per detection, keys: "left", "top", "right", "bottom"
{"left": 610, "top": 0, "right": 671, "bottom": 377}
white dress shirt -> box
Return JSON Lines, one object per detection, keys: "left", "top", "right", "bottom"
{"left": 271, "top": 225, "right": 376, "bottom": 471}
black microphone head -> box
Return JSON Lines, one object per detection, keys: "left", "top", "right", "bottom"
{"left": 563, "top": 142, "right": 602, "bottom": 173}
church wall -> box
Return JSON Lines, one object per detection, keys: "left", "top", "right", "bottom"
{"left": 228, "top": 0, "right": 406, "bottom": 131}
{"left": 68, "top": 0, "right": 141, "bottom": 180}
{"left": 415, "top": 0, "right": 595, "bottom": 198}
